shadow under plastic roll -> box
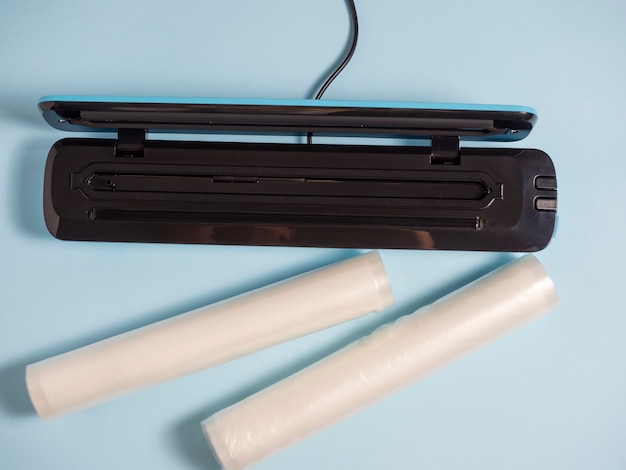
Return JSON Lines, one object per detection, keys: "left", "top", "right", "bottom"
{"left": 26, "top": 251, "right": 393, "bottom": 420}
{"left": 202, "top": 255, "right": 559, "bottom": 470}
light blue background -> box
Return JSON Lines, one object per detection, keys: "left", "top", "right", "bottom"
{"left": 1, "top": 1, "right": 625, "bottom": 469}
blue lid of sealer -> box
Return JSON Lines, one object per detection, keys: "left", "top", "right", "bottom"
{"left": 39, "top": 95, "right": 537, "bottom": 142}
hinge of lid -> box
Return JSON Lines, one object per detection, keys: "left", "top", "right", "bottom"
{"left": 115, "top": 128, "right": 146, "bottom": 157}
{"left": 430, "top": 136, "right": 460, "bottom": 165}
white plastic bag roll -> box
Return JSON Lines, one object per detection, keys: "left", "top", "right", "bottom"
{"left": 26, "top": 251, "right": 393, "bottom": 420}
{"left": 202, "top": 254, "right": 559, "bottom": 470}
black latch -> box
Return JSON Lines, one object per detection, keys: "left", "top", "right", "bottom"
{"left": 115, "top": 128, "right": 146, "bottom": 157}
{"left": 430, "top": 136, "right": 460, "bottom": 165}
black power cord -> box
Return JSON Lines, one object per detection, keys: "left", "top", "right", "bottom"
{"left": 307, "top": 0, "right": 359, "bottom": 144}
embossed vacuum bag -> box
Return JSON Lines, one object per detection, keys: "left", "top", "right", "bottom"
{"left": 202, "top": 255, "right": 559, "bottom": 470}
{"left": 26, "top": 251, "right": 393, "bottom": 420}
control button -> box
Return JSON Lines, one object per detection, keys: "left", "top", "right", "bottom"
{"left": 535, "top": 176, "right": 557, "bottom": 190}
{"left": 535, "top": 198, "right": 557, "bottom": 211}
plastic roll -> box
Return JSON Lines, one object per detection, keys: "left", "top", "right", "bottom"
{"left": 202, "top": 255, "right": 559, "bottom": 470}
{"left": 26, "top": 251, "right": 393, "bottom": 420}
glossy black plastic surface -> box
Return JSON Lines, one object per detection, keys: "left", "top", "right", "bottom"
{"left": 44, "top": 139, "right": 557, "bottom": 251}
{"left": 40, "top": 99, "right": 536, "bottom": 141}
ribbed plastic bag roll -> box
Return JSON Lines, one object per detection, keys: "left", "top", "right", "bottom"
{"left": 202, "top": 255, "right": 559, "bottom": 470}
{"left": 26, "top": 251, "right": 393, "bottom": 420}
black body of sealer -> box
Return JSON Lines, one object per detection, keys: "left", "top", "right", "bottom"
{"left": 41, "top": 100, "right": 557, "bottom": 251}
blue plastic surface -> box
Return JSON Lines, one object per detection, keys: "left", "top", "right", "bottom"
{"left": 38, "top": 95, "right": 536, "bottom": 141}
{"left": 39, "top": 94, "right": 537, "bottom": 113}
